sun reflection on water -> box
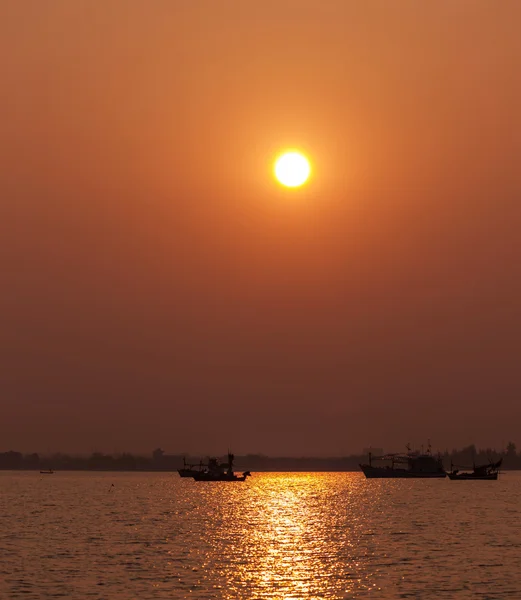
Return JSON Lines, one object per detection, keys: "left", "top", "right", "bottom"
{"left": 197, "top": 473, "right": 384, "bottom": 598}
{"left": 3, "top": 472, "right": 520, "bottom": 598}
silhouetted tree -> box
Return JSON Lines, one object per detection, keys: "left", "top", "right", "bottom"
{"left": 506, "top": 441, "right": 517, "bottom": 456}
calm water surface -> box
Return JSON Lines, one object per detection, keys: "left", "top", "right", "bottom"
{"left": 1, "top": 471, "right": 520, "bottom": 599}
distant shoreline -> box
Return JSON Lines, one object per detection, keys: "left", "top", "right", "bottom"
{"left": 1, "top": 443, "right": 520, "bottom": 472}
{"left": 3, "top": 467, "right": 366, "bottom": 473}
{"left": 2, "top": 467, "right": 521, "bottom": 473}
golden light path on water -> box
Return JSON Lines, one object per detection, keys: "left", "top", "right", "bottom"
{"left": 238, "top": 475, "right": 371, "bottom": 597}
{"left": 198, "top": 473, "right": 384, "bottom": 598}
{"left": 2, "top": 471, "right": 521, "bottom": 599}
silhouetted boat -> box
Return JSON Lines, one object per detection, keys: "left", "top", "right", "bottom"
{"left": 40, "top": 469, "right": 54, "bottom": 474}
{"left": 359, "top": 444, "right": 446, "bottom": 478}
{"left": 192, "top": 453, "right": 251, "bottom": 482}
{"left": 448, "top": 458, "right": 502, "bottom": 480}
{"left": 177, "top": 457, "right": 206, "bottom": 478}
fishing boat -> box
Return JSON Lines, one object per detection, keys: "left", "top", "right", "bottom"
{"left": 177, "top": 457, "right": 206, "bottom": 478}
{"left": 192, "top": 453, "right": 251, "bottom": 482}
{"left": 359, "top": 443, "right": 447, "bottom": 478}
{"left": 40, "top": 469, "right": 54, "bottom": 475}
{"left": 448, "top": 458, "right": 502, "bottom": 480}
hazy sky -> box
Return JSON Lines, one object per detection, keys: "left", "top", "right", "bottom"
{"left": 1, "top": 1, "right": 521, "bottom": 456}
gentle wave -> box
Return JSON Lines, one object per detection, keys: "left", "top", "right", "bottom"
{"left": 1, "top": 471, "right": 521, "bottom": 599}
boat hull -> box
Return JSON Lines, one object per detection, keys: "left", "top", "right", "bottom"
{"left": 193, "top": 475, "right": 249, "bottom": 482}
{"left": 178, "top": 469, "right": 198, "bottom": 478}
{"left": 193, "top": 471, "right": 251, "bottom": 482}
{"left": 360, "top": 465, "right": 447, "bottom": 479}
{"left": 448, "top": 473, "right": 498, "bottom": 480}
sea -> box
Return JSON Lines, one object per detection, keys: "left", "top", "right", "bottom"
{"left": 1, "top": 471, "right": 520, "bottom": 599}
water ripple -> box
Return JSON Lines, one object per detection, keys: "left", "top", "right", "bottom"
{"left": 1, "top": 471, "right": 521, "bottom": 598}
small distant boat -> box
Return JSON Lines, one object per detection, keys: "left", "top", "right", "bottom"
{"left": 359, "top": 443, "right": 447, "bottom": 478}
{"left": 448, "top": 458, "right": 502, "bottom": 480}
{"left": 40, "top": 469, "right": 54, "bottom": 475}
{"left": 191, "top": 453, "right": 251, "bottom": 482}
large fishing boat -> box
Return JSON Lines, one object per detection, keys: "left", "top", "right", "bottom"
{"left": 192, "top": 453, "right": 251, "bottom": 482}
{"left": 359, "top": 444, "right": 447, "bottom": 478}
{"left": 448, "top": 458, "right": 502, "bottom": 480}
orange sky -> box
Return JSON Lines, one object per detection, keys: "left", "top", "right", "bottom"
{"left": 1, "top": 1, "right": 521, "bottom": 455}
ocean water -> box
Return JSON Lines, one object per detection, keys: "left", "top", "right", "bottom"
{"left": 1, "top": 471, "right": 520, "bottom": 599}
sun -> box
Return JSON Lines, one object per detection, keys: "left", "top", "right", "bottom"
{"left": 274, "top": 151, "right": 311, "bottom": 188}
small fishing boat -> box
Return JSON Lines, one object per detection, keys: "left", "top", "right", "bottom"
{"left": 359, "top": 443, "right": 447, "bottom": 478}
{"left": 177, "top": 457, "right": 206, "bottom": 478}
{"left": 192, "top": 453, "right": 251, "bottom": 482}
{"left": 448, "top": 458, "right": 502, "bottom": 480}
{"left": 40, "top": 469, "right": 54, "bottom": 475}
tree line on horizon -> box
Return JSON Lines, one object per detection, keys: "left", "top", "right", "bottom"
{"left": 0, "top": 443, "right": 519, "bottom": 471}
